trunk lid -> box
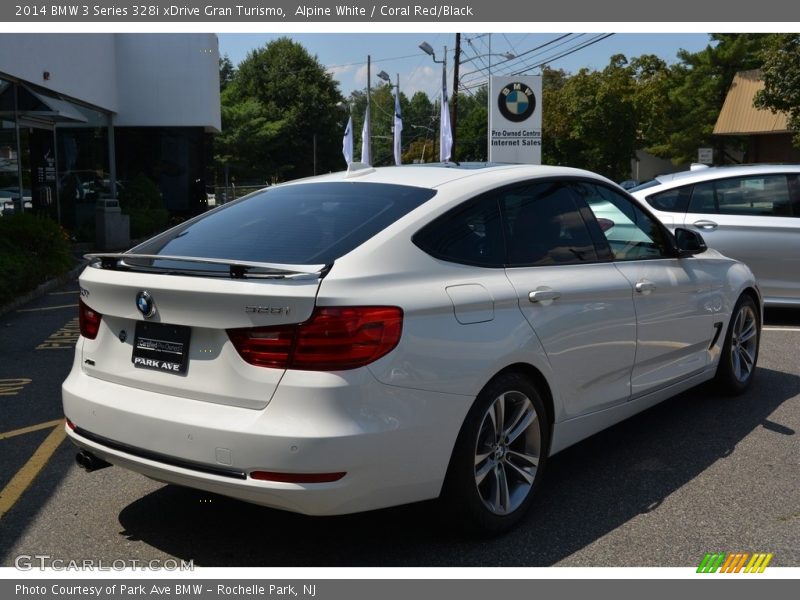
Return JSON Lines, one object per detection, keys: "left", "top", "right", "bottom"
{"left": 78, "top": 265, "right": 322, "bottom": 410}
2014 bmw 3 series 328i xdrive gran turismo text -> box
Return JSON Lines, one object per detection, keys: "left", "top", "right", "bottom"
{"left": 63, "top": 163, "right": 761, "bottom": 535}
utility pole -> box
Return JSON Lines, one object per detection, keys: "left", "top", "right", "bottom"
{"left": 451, "top": 32, "right": 461, "bottom": 161}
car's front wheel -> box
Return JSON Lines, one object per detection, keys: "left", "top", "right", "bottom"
{"left": 441, "top": 372, "right": 549, "bottom": 536}
{"left": 714, "top": 293, "right": 760, "bottom": 395}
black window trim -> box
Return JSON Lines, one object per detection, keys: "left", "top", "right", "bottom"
{"left": 412, "top": 176, "right": 685, "bottom": 269}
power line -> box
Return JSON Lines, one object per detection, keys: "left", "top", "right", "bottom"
{"left": 460, "top": 33, "right": 615, "bottom": 91}
{"left": 459, "top": 33, "right": 574, "bottom": 80}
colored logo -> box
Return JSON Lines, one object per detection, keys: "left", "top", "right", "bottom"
{"left": 498, "top": 82, "right": 536, "bottom": 122}
{"left": 697, "top": 552, "right": 773, "bottom": 573}
{"left": 135, "top": 291, "right": 155, "bottom": 318}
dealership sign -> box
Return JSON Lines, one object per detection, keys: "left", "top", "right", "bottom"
{"left": 489, "top": 75, "right": 542, "bottom": 164}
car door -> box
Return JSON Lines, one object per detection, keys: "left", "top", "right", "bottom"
{"left": 500, "top": 181, "right": 638, "bottom": 418}
{"left": 681, "top": 173, "right": 800, "bottom": 303}
{"left": 574, "top": 182, "right": 718, "bottom": 397}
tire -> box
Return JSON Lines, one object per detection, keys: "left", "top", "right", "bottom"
{"left": 440, "top": 372, "right": 549, "bottom": 536}
{"left": 714, "top": 294, "right": 760, "bottom": 395}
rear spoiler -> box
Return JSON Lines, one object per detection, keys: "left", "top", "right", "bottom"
{"left": 85, "top": 253, "right": 330, "bottom": 280}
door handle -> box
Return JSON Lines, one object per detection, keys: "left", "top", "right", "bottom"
{"left": 692, "top": 219, "right": 718, "bottom": 231}
{"left": 528, "top": 290, "right": 561, "bottom": 303}
{"left": 635, "top": 280, "right": 656, "bottom": 294}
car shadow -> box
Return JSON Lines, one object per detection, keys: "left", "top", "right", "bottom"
{"left": 115, "top": 366, "right": 797, "bottom": 566}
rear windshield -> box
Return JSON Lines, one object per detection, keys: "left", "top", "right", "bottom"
{"left": 135, "top": 182, "right": 436, "bottom": 265}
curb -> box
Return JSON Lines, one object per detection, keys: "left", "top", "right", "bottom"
{"left": 0, "top": 260, "right": 88, "bottom": 318}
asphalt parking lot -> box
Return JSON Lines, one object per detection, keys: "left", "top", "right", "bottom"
{"left": 0, "top": 278, "right": 797, "bottom": 568}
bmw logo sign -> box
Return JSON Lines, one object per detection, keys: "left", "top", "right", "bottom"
{"left": 498, "top": 82, "right": 536, "bottom": 123}
{"left": 136, "top": 291, "right": 155, "bottom": 318}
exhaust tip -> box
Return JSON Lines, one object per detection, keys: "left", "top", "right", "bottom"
{"left": 76, "top": 450, "right": 111, "bottom": 472}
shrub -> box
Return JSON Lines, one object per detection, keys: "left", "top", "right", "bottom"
{"left": 0, "top": 213, "right": 73, "bottom": 306}
{"left": 119, "top": 174, "right": 169, "bottom": 238}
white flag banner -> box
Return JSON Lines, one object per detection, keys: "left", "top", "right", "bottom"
{"left": 342, "top": 116, "right": 353, "bottom": 165}
{"left": 393, "top": 91, "right": 403, "bottom": 166}
{"left": 440, "top": 82, "right": 453, "bottom": 163}
{"left": 361, "top": 104, "right": 371, "bottom": 166}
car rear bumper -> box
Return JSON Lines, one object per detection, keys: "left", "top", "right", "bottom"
{"left": 62, "top": 360, "right": 473, "bottom": 516}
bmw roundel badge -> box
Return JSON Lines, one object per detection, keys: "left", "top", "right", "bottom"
{"left": 498, "top": 81, "right": 536, "bottom": 123}
{"left": 136, "top": 291, "right": 155, "bottom": 318}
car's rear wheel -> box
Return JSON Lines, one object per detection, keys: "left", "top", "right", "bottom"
{"left": 441, "top": 372, "right": 549, "bottom": 536}
{"left": 714, "top": 294, "right": 760, "bottom": 395}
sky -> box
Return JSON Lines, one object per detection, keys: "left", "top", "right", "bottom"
{"left": 218, "top": 32, "right": 712, "bottom": 99}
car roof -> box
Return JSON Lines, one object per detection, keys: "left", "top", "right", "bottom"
{"left": 647, "top": 164, "right": 800, "bottom": 189}
{"left": 281, "top": 162, "right": 615, "bottom": 190}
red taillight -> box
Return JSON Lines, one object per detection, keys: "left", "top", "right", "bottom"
{"left": 227, "top": 306, "right": 403, "bottom": 371}
{"left": 226, "top": 326, "right": 296, "bottom": 369}
{"left": 79, "top": 299, "right": 102, "bottom": 340}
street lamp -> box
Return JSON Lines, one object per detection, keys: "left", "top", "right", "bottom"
{"left": 419, "top": 40, "right": 450, "bottom": 162}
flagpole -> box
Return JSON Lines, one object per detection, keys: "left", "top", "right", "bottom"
{"left": 393, "top": 73, "right": 403, "bottom": 166}
{"left": 366, "top": 54, "right": 371, "bottom": 164}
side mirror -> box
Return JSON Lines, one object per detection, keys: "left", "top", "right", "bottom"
{"left": 674, "top": 228, "right": 707, "bottom": 257}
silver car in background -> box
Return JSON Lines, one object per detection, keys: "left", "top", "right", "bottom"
{"left": 630, "top": 164, "right": 800, "bottom": 306}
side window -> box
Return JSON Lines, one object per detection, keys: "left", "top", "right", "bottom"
{"left": 412, "top": 194, "right": 504, "bottom": 267}
{"left": 688, "top": 175, "right": 797, "bottom": 217}
{"left": 501, "top": 182, "right": 598, "bottom": 267}
{"left": 574, "top": 183, "right": 672, "bottom": 261}
{"left": 645, "top": 185, "right": 692, "bottom": 213}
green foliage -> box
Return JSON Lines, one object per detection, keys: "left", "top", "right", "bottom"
{"left": 755, "top": 34, "right": 800, "bottom": 147}
{"left": 455, "top": 87, "right": 488, "bottom": 161}
{"left": 212, "top": 34, "right": 784, "bottom": 183}
{"left": 118, "top": 174, "right": 169, "bottom": 239}
{"left": 348, "top": 84, "right": 406, "bottom": 167}
{"left": 0, "top": 213, "right": 72, "bottom": 305}
{"left": 543, "top": 58, "right": 639, "bottom": 181}
{"left": 540, "top": 35, "right": 778, "bottom": 177}
{"left": 401, "top": 91, "right": 437, "bottom": 163}
{"left": 646, "top": 34, "right": 774, "bottom": 164}
{"left": 215, "top": 38, "right": 345, "bottom": 182}
{"left": 219, "top": 54, "right": 235, "bottom": 92}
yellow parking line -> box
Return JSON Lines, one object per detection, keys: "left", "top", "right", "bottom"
{"left": 0, "top": 422, "right": 66, "bottom": 520}
{"left": 0, "top": 419, "right": 63, "bottom": 441}
{"left": 17, "top": 304, "right": 78, "bottom": 313}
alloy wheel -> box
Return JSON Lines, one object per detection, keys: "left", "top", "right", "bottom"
{"left": 474, "top": 391, "right": 542, "bottom": 516}
{"left": 730, "top": 303, "right": 758, "bottom": 383}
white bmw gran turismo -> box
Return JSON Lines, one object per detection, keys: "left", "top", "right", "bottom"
{"left": 63, "top": 163, "right": 761, "bottom": 535}
{"left": 629, "top": 164, "right": 800, "bottom": 307}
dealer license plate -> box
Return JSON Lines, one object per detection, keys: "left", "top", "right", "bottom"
{"left": 132, "top": 321, "right": 191, "bottom": 374}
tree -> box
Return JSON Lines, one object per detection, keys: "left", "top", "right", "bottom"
{"left": 219, "top": 54, "right": 235, "bottom": 92}
{"left": 646, "top": 34, "right": 774, "bottom": 164}
{"left": 754, "top": 34, "right": 800, "bottom": 147}
{"left": 543, "top": 56, "right": 638, "bottom": 181}
{"left": 455, "top": 87, "right": 488, "bottom": 161}
{"left": 214, "top": 38, "right": 345, "bottom": 183}
{"left": 403, "top": 92, "right": 436, "bottom": 162}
